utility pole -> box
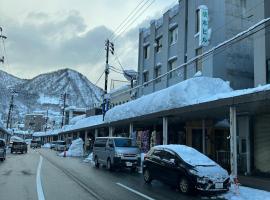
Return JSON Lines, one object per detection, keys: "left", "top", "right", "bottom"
{"left": 61, "top": 93, "right": 67, "bottom": 128}
{"left": 102, "top": 39, "right": 114, "bottom": 120}
{"left": 45, "top": 109, "right": 48, "bottom": 132}
{"left": 0, "top": 27, "right": 7, "bottom": 64}
{"left": 6, "top": 93, "right": 14, "bottom": 129}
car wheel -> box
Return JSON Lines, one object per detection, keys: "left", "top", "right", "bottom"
{"left": 178, "top": 177, "right": 191, "bottom": 194}
{"left": 143, "top": 168, "right": 153, "bottom": 184}
{"left": 0, "top": 158, "right": 3, "bottom": 162}
{"left": 94, "top": 156, "right": 99, "bottom": 168}
{"left": 106, "top": 159, "right": 113, "bottom": 171}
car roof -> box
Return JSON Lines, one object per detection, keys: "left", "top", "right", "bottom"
{"left": 153, "top": 144, "right": 216, "bottom": 167}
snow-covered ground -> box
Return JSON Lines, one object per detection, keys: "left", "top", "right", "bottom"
{"left": 221, "top": 185, "right": 270, "bottom": 200}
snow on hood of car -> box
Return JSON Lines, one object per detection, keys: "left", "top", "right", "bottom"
{"left": 195, "top": 165, "right": 229, "bottom": 181}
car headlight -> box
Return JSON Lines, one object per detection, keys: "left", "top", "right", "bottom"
{"left": 197, "top": 177, "right": 209, "bottom": 184}
{"left": 115, "top": 152, "right": 123, "bottom": 157}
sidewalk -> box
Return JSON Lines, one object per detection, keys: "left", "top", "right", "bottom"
{"left": 239, "top": 175, "right": 270, "bottom": 192}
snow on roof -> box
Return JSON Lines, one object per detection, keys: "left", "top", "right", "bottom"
{"left": 69, "top": 114, "right": 86, "bottom": 125}
{"left": 104, "top": 76, "right": 233, "bottom": 123}
{"left": 156, "top": 144, "right": 216, "bottom": 166}
{"left": 62, "top": 115, "right": 103, "bottom": 133}
{"left": 33, "top": 129, "right": 60, "bottom": 137}
{"left": 105, "top": 76, "right": 270, "bottom": 123}
{"left": 169, "top": 4, "right": 179, "bottom": 18}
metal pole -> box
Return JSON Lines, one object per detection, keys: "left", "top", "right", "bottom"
{"left": 202, "top": 119, "right": 206, "bottom": 154}
{"left": 230, "top": 107, "right": 238, "bottom": 177}
{"left": 163, "top": 117, "right": 168, "bottom": 145}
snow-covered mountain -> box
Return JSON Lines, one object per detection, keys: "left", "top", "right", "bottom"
{"left": 0, "top": 68, "right": 103, "bottom": 122}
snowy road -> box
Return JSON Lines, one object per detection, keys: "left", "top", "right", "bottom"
{"left": 0, "top": 148, "right": 226, "bottom": 200}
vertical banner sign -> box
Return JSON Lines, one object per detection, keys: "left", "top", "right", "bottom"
{"left": 199, "top": 5, "right": 209, "bottom": 47}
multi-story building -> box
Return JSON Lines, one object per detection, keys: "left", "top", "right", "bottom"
{"left": 137, "top": 0, "right": 254, "bottom": 97}
{"left": 24, "top": 114, "right": 46, "bottom": 132}
{"left": 246, "top": 0, "right": 270, "bottom": 86}
{"left": 64, "top": 107, "right": 86, "bottom": 125}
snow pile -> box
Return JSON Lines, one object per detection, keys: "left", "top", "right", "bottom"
{"left": 222, "top": 185, "right": 270, "bottom": 200}
{"left": 59, "top": 138, "right": 84, "bottom": 157}
{"left": 69, "top": 114, "right": 86, "bottom": 125}
{"left": 43, "top": 143, "right": 51, "bottom": 148}
{"left": 105, "top": 77, "right": 232, "bottom": 122}
{"left": 83, "top": 153, "right": 93, "bottom": 163}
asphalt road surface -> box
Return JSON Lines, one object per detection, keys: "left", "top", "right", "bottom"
{"left": 0, "top": 147, "right": 227, "bottom": 200}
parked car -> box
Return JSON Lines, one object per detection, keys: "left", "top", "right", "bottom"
{"left": 11, "top": 141, "right": 28, "bottom": 154}
{"left": 24, "top": 139, "right": 32, "bottom": 145}
{"left": 143, "top": 145, "right": 230, "bottom": 194}
{"left": 0, "top": 139, "right": 6, "bottom": 161}
{"left": 30, "top": 140, "right": 41, "bottom": 148}
{"left": 93, "top": 137, "right": 140, "bottom": 171}
{"left": 50, "top": 141, "right": 57, "bottom": 149}
{"left": 55, "top": 140, "right": 67, "bottom": 151}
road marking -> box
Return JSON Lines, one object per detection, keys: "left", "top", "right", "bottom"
{"left": 36, "top": 156, "right": 45, "bottom": 200}
{"left": 116, "top": 182, "right": 155, "bottom": 200}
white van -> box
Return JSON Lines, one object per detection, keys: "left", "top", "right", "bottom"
{"left": 93, "top": 137, "right": 140, "bottom": 171}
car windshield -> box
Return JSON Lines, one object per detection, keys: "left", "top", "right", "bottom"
{"left": 114, "top": 139, "right": 134, "bottom": 147}
{"left": 58, "top": 142, "right": 66, "bottom": 145}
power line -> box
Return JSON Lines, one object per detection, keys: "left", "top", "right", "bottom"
{"left": 108, "top": 17, "right": 270, "bottom": 100}
{"left": 95, "top": 70, "right": 105, "bottom": 85}
{"left": 109, "top": 0, "right": 149, "bottom": 39}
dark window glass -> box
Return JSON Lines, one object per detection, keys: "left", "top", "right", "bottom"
{"left": 152, "top": 149, "right": 163, "bottom": 159}
{"left": 196, "top": 9, "right": 200, "bottom": 33}
{"left": 162, "top": 151, "right": 175, "bottom": 161}
{"left": 154, "top": 67, "right": 161, "bottom": 83}
{"left": 108, "top": 139, "right": 114, "bottom": 148}
{"left": 155, "top": 37, "right": 162, "bottom": 53}
{"left": 143, "top": 71, "right": 149, "bottom": 83}
{"left": 94, "top": 138, "right": 107, "bottom": 147}
{"left": 114, "top": 138, "right": 134, "bottom": 147}
{"left": 267, "top": 59, "right": 270, "bottom": 84}
{"left": 144, "top": 45, "right": 150, "bottom": 59}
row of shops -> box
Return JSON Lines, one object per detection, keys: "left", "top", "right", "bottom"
{"left": 33, "top": 85, "right": 270, "bottom": 178}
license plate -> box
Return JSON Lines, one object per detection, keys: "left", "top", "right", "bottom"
{"left": 215, "top": 183, "right": 223, "bottom": 189}
{"left": 126, "top": 162, "right": 132, "bottom": 167}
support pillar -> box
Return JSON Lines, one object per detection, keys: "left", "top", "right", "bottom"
{"left": 109, "top": 126, "right": 113, "bottom": 137}
{"left": 129, "top": 123, "right": 134, "bottom": 138}
{"left": 230, "top": 107, "right": 238, "bottom": 177}
{"left": 202, "top": 119, "right": 206, "bottom": 154}
{"left": 84, "top": 130, "right": 88, "bottom": 153}
{"left": 163, "top": 117, "right": 168, "bottom": 145}
{"left": 95, "top": 129, "right": 98, "bottom": 138}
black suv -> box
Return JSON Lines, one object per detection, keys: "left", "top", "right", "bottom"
{"left": 11, "top": 141, "right": 28, "bottom": 154}
{"left": 143, "top": 145, "right": 230, "bottom": 194}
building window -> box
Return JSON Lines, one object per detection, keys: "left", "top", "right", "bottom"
{"left": 168, "top": 59, "right": 178, "bottom": 78}
{"left": 196, "top": 47, "right": 203, "bottom": 72}
{"left": 155, "top": 37, "right": 162, "bottom": 53}
{"left": 196, "top": 9, "right": 200, "bottom": 33}
{"left": 169, "top": 27, "right": 178, "bottom": 45}
{"left": 144, "top": 45, "right": 150, "bottom": 59}
{"left": 143, "top": 71, "right": 149, "bottom": 84}
{"left": 154, "top": 66, "right": 161, "bottom": 83}
{"left": 267, "top": 59, "right": 270, "bottom": 84}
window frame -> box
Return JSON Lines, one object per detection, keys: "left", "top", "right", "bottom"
{"left": 144, "top": 45, "right": 150, "bottom": 59}
{"left": 169, "top": 26, "right": 178, "bottom": 45}
{"left": 168, "top": 59, "right": 178, "bottom": 79}
{"left": 155, "top": 36, "right": 162, "bottom": 53}
{"left": 143, "top": 71, "right": 149, "bottom": 85}
{"left": 154, "top": 66, "right": 162, "bottom": 83}
{"left": 195, "top": 47, "right": 203, "bottom": 72}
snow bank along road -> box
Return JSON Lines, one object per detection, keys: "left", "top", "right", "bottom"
{"left": 0, "top": 148, "right": 227, "bottom": 200}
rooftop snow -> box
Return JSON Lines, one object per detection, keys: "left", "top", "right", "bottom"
{"left": 104, "top": 76, "right": 270, "bottom": 123}
{"left": 104, "top": 76, "right": 233, "bottom": 123}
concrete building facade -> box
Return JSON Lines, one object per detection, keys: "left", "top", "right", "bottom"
{"left": 137, "top": 0, "right": 254, "bottom": 97}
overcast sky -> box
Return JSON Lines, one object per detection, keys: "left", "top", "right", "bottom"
{"left": 0, "top": 0, "right": 177, "bottom": 89}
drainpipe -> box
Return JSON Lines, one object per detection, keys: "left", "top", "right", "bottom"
{"left": 230, "top": 107, "right": 238, "bottom": 177}
{"left": 163, "top": 117, "right": 168, "bottom": 145}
